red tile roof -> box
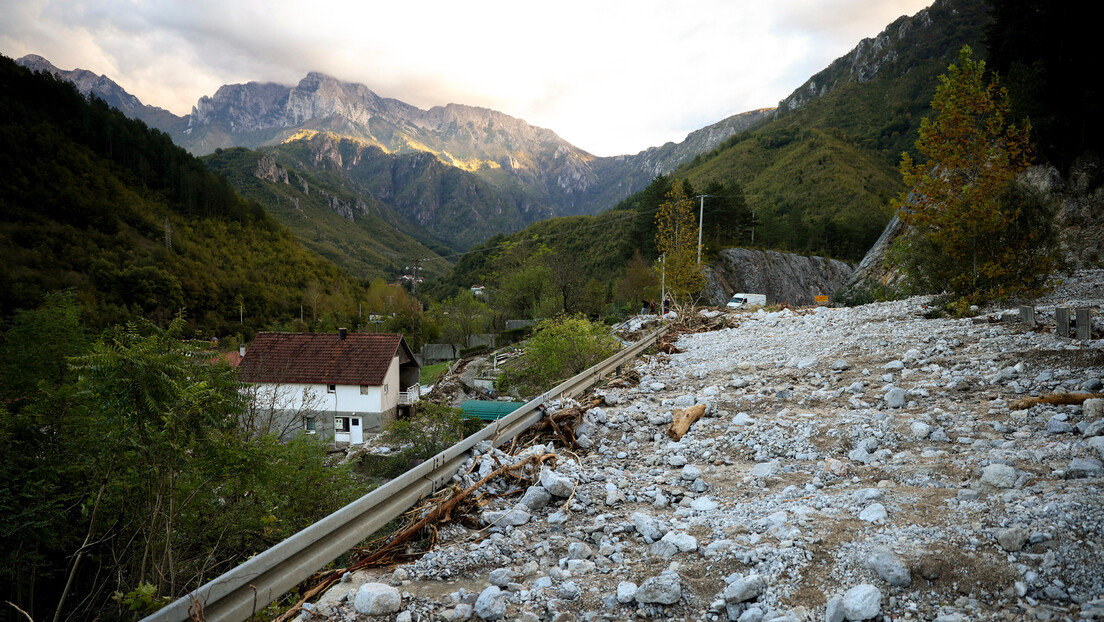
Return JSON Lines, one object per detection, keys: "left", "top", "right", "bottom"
{"left": 238, "top": 332, "right": 416, "bottom": 386}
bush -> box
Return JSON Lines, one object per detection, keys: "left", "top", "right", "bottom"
{"left": 380, "top": 402, "right": 480, "bottom": 460}
{"left": 496, "top": 315, "right": 620, "bottom": 396}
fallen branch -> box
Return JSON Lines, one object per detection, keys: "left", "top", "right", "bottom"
{"left": 657, "top": 340, "right": 681, "bottom": 354}
{"left": 667, "top": 404, "right": 707, "bottom": 441}
{"left": 274, "top": 451, "right": 557, "bottom": 622}
{"left": 1009, "top": 393, "right": 1103, "bottom": 410}
{"left": 516, "top": 398, "right": 603, "bottom": 449}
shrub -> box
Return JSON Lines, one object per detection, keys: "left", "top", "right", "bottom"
{"left": 496, "top": 315, "right": 620, "bottom": 396}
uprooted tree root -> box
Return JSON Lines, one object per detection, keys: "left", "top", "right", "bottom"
{"left": 274, "top": 452, "right": 558, "bottom": 622}
{"left": 509, "top": 397, "right": 603, "bottom": 451}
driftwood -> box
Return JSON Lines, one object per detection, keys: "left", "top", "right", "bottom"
{"left": 657, "top": 340, "right": 681, "bottom": 354}
{"left": 666, "top": 404, "right": 707, "bottom": 441}
{"left": 514, "top": 397, "right": 605, "bottom": 449}
{"left": 274, "top": 452, "right": 556, "bottom": 622}
{"left": 1010, "top": 393, "right": 1103, "bottom": 410}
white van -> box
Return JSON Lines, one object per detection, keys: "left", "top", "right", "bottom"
{"left": 726, "top": 293, "right": 766, "bottom": 309}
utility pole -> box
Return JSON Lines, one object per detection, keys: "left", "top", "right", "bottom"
{"left": 697, "top": 195, "right": 706, "bottom": 265}
{"left": 660, "top": 253, "right": 666, "bottom": 307}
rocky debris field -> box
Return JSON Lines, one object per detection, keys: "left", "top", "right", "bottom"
{"left": 306, "top": 271, "right": 1104, "bottom": 622}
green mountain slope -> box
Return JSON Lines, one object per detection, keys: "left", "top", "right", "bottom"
{"left": 265, "top": 131, "right": 537, "bottom": 249}
{"left": 0, "top": 56, "right": 363, "bottom": 335}
{"left": 203, "top": 146, "right": 452, "bottom": 280}
{"left": 655, "top": 0, "right": 990, "bottom": 261}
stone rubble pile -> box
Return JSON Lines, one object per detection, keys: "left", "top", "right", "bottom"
{"left": 306, "top": 270, "right": 1104, "bottom": 622}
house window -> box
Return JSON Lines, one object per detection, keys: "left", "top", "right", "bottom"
{"left": 305, "top": 417, "right": 317, "bottom": 434}
{"left": 334, "top": 416, "right": 348, "bottom": 431}
{"left": 327, "top": 384, "right": 336, "bottom": 393}
{"left": 360, "top": 385, "right": 370, "bottom": 395}
{"left": 384, "top": 383, "right": 389, "bottom": 394}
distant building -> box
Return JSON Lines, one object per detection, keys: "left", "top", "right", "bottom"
{"left": 471, "top": 285, "right": 486, "bottom": 297}
{"left": 237, "top": 329, "right": 420, "bottom": 444}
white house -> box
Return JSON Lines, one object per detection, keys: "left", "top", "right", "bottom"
{"left": 237, "top": 329, "right": 420, "bottom": 444}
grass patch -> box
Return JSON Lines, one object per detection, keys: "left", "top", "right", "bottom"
{"left": 420, "top": 361, "right": 450, "bottom": 385}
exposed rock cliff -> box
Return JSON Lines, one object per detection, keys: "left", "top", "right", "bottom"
{"left": 845, "top": 214, "right": 906, "bottom": 291}
{"left": 706, "top": 248, "right": 854, "bottom": 307}
{"left": 844, "top": 158, "right": 1104, "bottom": 297}
{"left": 253, "top": 151, "right": 371, "bottom": 222}
{"left": 776, "top": 0, "right": 980, "bottom": 115}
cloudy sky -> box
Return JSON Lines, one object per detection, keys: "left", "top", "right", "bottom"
{"left": 3, "top": 0, "right": 932, "bottom": 156}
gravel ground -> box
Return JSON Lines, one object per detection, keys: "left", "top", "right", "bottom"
{"left": 307, "top": 270, "right": 1104, "bottom": 622}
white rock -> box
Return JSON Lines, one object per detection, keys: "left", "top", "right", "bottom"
{"left": 750, "top": 461, "right": 779, "bottom": 478}
{"left": 690, "top": 496, "right": 718, "bottom": 511}
{"left": 858, "top": 503, "right": 887, "bottom": 523}
{"left": 885, "top": 387, "right": 907, "bottom": 409}
{"left": 616, "top": 581, "right": 638, "bottom": 603}
{"left": 979, "top": 463, "right": 1016, "bottom": 490}
{"left": 474, "top": 585, "right": 507, "bottom": 620}
{"left": 1085, "top": 398, "right": 1104, "bottom": 419}
{"left": 660, "top": 531, "right": 698, "bottom": 552}
{"left": 870, "top": 549, "right": 910, "bottom": 587}
{"left": 353, "top": 583, "right": 401, "bottom": 616}
{"left": 723, "top": 573, "right": 764, "bottom": 603}
{"left": 635, "top": 574, "right": 681, "bottom": 604}
{"left": 910, "top": 421, "right": 933, "bottom": 439}
{"left": 632, "top": 512, "right": 664, "bottom": 541}
{"left": 841, "top": 584, "right": 882, "bottom": 620}
{"left": 539, "top": 466, "right": 575, "bottom": 497}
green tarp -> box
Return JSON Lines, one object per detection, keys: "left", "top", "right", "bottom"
{"left": 461, "top": 400, "right": 526, "bottom": 421}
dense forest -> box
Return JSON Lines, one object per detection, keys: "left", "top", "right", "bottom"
{"left": 0, "top": 56, "right": 368, "bottom": 337}
{"left": 0, "top": 293, "right": 364, "bottom": 621}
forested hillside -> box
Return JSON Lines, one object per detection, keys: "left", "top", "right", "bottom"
{"left": 0, "top": 56, "right": 365, "bottom": 336}
{"left": 264, "top": 130, "right": 539, "bottom": 249}
{"left": 203, "top": 146, "right": 453, "bottom": 280}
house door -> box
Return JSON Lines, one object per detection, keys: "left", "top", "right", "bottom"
{"left": 350, "top": 417, "right": 363, "bottom": 444}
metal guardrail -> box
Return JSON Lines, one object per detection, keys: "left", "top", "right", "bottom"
{"left": 145, "top": 324, "right": 669, "bottom": 622}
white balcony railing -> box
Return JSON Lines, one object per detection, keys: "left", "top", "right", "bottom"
{"left": 398, "top": 384, "right": 420, "bottom": 405}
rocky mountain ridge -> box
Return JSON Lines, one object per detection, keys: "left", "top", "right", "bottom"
{"left": 777, "top": 0, "right": 984, "bottom": 114}
{"left": 263, "top": 130, "right": 535, "bottom": 249}
{"left": 15, "top": 54, "right": 772, "bottom": 228}
{"left": 16, "top": 54, "right": 187, "bottom": 132}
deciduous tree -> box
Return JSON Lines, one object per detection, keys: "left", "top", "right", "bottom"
{"left": 890, "top": 46, "right": 1057, "bottom": 307}
{"left": 654, "top": 180, "right": 705, "bottom": 306}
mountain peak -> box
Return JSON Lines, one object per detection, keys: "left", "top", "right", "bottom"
{"left": 16, "top": 54, "right": 59, "bottom": 73}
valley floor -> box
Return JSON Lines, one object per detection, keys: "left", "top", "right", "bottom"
{"left": 307, "top": 271, "right": 1104, "bottom": 622}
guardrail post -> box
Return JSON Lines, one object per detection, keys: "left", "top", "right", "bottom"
{"left": 1056, "top": 307, "right": 1070, "bottom": 337}
{"left": 1076, "top": 308, "right": 1092, "bottom": 340}
{"left": 1018, "top": 305, "right": 1036, "bottom": 328}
